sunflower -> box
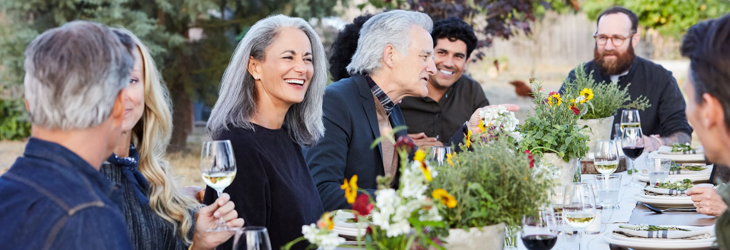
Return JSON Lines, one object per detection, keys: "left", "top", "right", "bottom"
{"left": 432, "top": 189, "right": 457, "bottom": 208}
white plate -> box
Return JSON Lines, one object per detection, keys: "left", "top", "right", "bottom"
{"left": 635, "top": 173, "right": 710, "bottom": 183}
{"left": 332, "top": 226, "right": 366, "bottom": 237}
{"left": 648, "top": 150, "right": 705, "bottom": 162}
{"left": 633, "top": 194, "right": 694, "bottom": 206}
{"left": 603, "top": 228, "right": 715, "bottom": 250}
{"left": 636, "top": 192, "right": 690, "bottom": 200}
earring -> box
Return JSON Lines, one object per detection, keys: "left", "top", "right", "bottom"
{"left": 254, "top": 76, "right": 259, "bottom": 80}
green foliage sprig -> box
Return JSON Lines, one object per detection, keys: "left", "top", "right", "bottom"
{"left": 0, "top": 98, "right": 31, "bottom": 140}
{"left": 518, "top": 79, "right": 590, "bottom": 162}
{"left": 429, "top": 137, "right": 555, "bottom": 230}
{"left": 567, "top": 64, "right": 651, "bottom": 120}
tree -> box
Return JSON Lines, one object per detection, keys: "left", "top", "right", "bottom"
{"left": 0, "top": 0, "right": 341, "bottom": 149}
{"left": 361, "top": 0, "right": 578, "bottom": 61}
{"left": 581, "top": 0, "right": 730, "bottom": 37}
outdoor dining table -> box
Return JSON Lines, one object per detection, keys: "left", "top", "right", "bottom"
{"left": 333, "top": 156, "right": 717, "bottom": 250}
{"left": 517, "top": 158, "right": 716, "bottom": 250}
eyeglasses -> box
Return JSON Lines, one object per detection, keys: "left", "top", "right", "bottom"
{"left": 593, "top": 33, "right": 634, "bottom": 47}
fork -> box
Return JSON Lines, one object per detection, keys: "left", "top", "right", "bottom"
{"left": 643, "top": 203, "right": 697, "bottom": 213}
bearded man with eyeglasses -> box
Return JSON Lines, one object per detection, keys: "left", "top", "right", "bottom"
{"left": 562, "top": 6, "right": 692, "bottom": 152}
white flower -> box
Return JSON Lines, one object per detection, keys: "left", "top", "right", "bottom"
{"left": 318, "top": 232, "right": 346, "bottom": 250}
{"left": 386, "top": 220, "right": 411, "bottom": 237}
{"left": 302, "top": 224, "right": 318, "bottom": 241}
{"left": 301, "top": 224, "right": 346, "bottom": 250}
{"left": 509, "top": 131, "right": 523, "bottom": 142}
{"left": 372, "top": 211, "right": 391, "bottom": 229}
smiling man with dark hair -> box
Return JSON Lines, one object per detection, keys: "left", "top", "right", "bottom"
{"left": 400, "top": 17, "right": 490, "bottom": 147}
{"left": 563, "top": 6, "right": 692, "bottom": 152}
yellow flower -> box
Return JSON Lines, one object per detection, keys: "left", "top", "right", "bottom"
{"left": 432, "top": 188, "right": 457, "bottom": 208}
{"left": 340, "top": 175, "right": 358, "bottom": 204}
{"left": 317, "top": 212, "right": 334, "bottom": 230}
{"left": 414, "top": 149, "right": 432, "bottom": 181}
{"left": 465, "top": 130, "right": 472, "bottom": 148}
{"left": 548, "top": 93, "right": 562, "bottom": 107}
{"left": 446, "top": 152, "right": 456, "bottom": 167}
{"left": 580, "top": 88, "right": 594, "bottom": 102}
{"left": 478, "top": 120, "right": 486, "bottom": 132}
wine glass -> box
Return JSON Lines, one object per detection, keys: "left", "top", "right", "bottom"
{"left": 562, "top": 183, "right": 596, "bottom": 250}
{"left": 622, "top": 127, "right": 645, "bottom": 186}
{"left": 430, "top": 146, "right": 452, "bottom": 166}
{"left": 200, "top": 140, "right": 237, "bottom": 232}
{"left": 521, "top": 208, "right": 558, "bottom": 250}
{"left": 593, "top": 140, "right": 619, "bottom": 175}
{"left": 233, "top": 227, "right": 272, "bottom": 250}
{"left": 620, "top": 109, "right": 641, "bottom": 133}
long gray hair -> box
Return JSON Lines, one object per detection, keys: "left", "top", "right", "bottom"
{"left": 346, "top": 10, "right": 433, "bottom": 76}
{"left": 206, "top": 15, "right": 326, "bottom": 146}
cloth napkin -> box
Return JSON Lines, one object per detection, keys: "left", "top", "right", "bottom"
{"left": 644, "top": 186, "right": 688, "bottom": 196}
{"left": 613, "top": 225, "right": 714, "bottom": 239}
{"left": 658, "top": 149, "right": 704, "bottom": 155}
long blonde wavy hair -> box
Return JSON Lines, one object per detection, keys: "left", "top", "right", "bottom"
{"left": 115, "top": 28, "right": 200, "bottom": 244}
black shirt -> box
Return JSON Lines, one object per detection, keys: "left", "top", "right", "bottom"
{"left": 203, "top": 124, "right": 324, "bottom": 250}
{"left": 564, "top": 57, "right": 693, "bottom": 137}
{"left": 400, "top": 75, "right": 489, "bottom": 144}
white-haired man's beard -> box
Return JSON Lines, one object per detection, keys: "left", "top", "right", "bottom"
{"left": 594, "top": 42, "right": 636, "bottom": 75}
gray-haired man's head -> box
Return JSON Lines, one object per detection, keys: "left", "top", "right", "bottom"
{"left": 346, "top": 10, "right": 436, "bottom": 99}
{"left": 23, "top": 20, "right": 134, "bottom": 131}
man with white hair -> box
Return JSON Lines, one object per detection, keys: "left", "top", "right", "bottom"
{"left": 0, "top": 21, "right": 134, "bottom": 249}
{"left": 304, "top": 10, "right": 437, "bottom": 210}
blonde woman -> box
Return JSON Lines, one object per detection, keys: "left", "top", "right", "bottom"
{"left": 102, "top": 29, "right": 244, "bottom": 250}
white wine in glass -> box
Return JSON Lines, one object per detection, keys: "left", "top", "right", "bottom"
{"left": 593, "top": 140, "right": 619, "bottom": 175}
{"left": 201, "top": 140, "right": 237, "bottom": 232}
{"left": 620, "top": 109, "right": 641, "bottom": 133}
{"left": 563, "top": 183, "right": 597, "bottom": 250}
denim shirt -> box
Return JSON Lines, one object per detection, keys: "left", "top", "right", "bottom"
{"left": 0, "top": 138, "right": 133, "bottom": 250}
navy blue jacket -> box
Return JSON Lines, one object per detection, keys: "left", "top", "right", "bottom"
{"left": 0, "top": 138, "right": 132, "bottom": 250}
{"left": 303, "top": 75, "right": 410, "bottom": 211}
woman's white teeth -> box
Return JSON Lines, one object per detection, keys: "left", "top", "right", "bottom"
{"left": 285, "top": 79, "right": 304, "bottom": 85}
{"left": 439, "top": 69, "right": 454, "bottom": 75}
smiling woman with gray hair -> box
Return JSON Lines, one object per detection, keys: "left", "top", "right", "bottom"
{"left": 203, "top": 14, "right": 326, "bottom": 250}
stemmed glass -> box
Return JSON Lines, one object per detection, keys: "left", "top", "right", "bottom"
{"left": 521, "top": 208, "right": 558, "bottom": 250}
{"left": 622, "top": 127, "right": 645, "bottom": 186}
{"left": 620, "top": 109, "right": 641, "bottom": 133}
{"left": 430, "top": 146, "right": 452, "bottom": 166}
{"left": 562, "top": 183, "right": 597, "bottom": 250}
{"left": 233, "top": 227, "right": 272, "bottom": 250}
{"left": 593, "top": 140, "right": 619, "bottom": 175}
{"left": 200, "top": 140, "right": 237, "bottom": 232}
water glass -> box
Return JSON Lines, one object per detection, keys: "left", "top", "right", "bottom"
{"left": 553, "top": 212, "right": 579, "bottom": 250}
{"left": 233, "top": 227, "right": 272, "bottom": 250}
{"left": 594, "top": 174, "right": 621, "bottom": 210}
{"left": 429, "top": 146, "right": 452, "bottom": 166}
{"left": 646, "top": 158, "right": 672, "bottom": 186}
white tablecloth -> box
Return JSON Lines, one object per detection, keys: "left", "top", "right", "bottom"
{"left": 518, "top": 155, "right": 652, "bottom": 250}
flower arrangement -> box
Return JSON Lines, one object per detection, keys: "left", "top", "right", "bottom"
{"left": 474, "top": 105, "right": 522, "bottom": 143}
{"left": 518, "top": 78, "right": 591, "bottom": 162}
{"left": 568, "top": 63, "right": 651, "bottom": 120}
{"left": 430, "top": 135, "right": 557, "bottom": 246}
{"left": 285, "top": 127, "right": 454, "bottom": 250}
